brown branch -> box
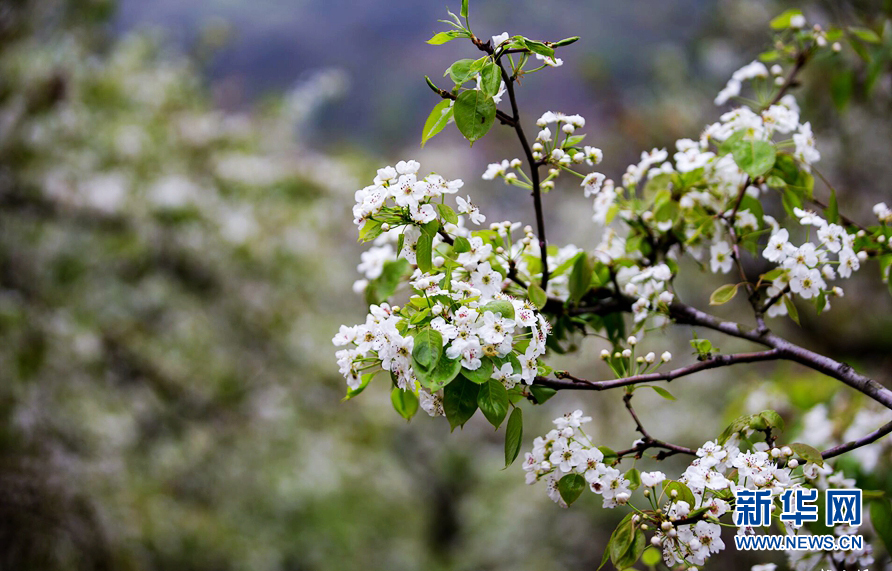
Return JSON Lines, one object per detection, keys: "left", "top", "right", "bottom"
{"left": 613, "top": 392, "right": 697, "bottom": 460}
{"left": 495, "top": 58, "right": 550, "bottom": 291}
{"left": 534, "top": 349, "right": 782, "bottom": 392}
{"left": 669, "top": 302, "right": 892, "bottom": 410}
{"left": 821, "top": 419, "right": 892, "bottom": 460}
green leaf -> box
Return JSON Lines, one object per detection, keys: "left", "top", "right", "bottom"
{"left": 480, "top": 62, "right": 502, "bottom": 97}
{"left": 365, "top": 259, "right": 410, "bottom": 305}
{"left": 625, "top": 467, "right": 641, "bottom": 490}
{"left": 427, "top": 30, "right": 466, "bottom": 45}
{"left": 759, "top": 409, "right": 785, "bottom": 433}
{"left": 598, "top": 446, "right": 618, "bottom": 465}
{"left": 343, "top": 372, "right": 375, "bottom": 401}
{"left": 445, "top": 59, "right": 478, "bottom": 84}
{"left": 421, "top": 100, "right": 453, "bottom": 147}
{"left": 770, "top": 9, "right": 803, "bottom": 29}
{"left": 504, "top": 407, "right": 523, "bottom": 467}
{"left": 420, "top": 352, "right": 462, "bottom": 391}
{"left": 826, "top": 188, "right": 839, "bottom": 224}
{"left": 477, "top": 379, "right": 509, "bottom": 428}
{"left": 641, "top": 546, "right": 661, "bottom": 567}
{"left": 709, "top": 283, "right": 741, "bottom": 305}
{"left": 529, "top": 385, "right": 556, "bottom": 404}
{"left": 462, "top": 357, "right": 494, "bottom": 384}
{"left": 436, "top": 203, "right": 459, "bottom": 224}
{"left": 731, "top": 139, "right": 777, "bottom": 178}
{"left": 609, "top": 516, "right": 638, "bottom": 569}
{"left": 784, "top": 296, "right": 800, "bottom": 325}
{"left": 718, "top": 129, "right": 746, "bottom": 156}
{"left": 391, "top": 388, "right": 419, "bottom": 420}
{"left": 522, "top": 38, "right": 554, "bottom": 59}
{"left": 481, "top": 300, "right": 515, "bottom": 320}
{"left": 849, "top": 26, "right": 881, "bottom": 43}
{"left": 831, "top": 71, "right": 854, "bottom": 111}
{"left": 789, "top": 442, "right": 824, "bottom": 466}
{"left": 568, "top": 253, "right": 592, "bottom": 304}
{"left": 453, "top": 235, "right": 471, "bottom": 253}
{"left": 416, "top": 231, "right": 433, "bottom": 273}
{"left": 453, "top": 89, "right": 496, "bottom": 144}
{"left": 460, "top": 0, "right": 468, "bottom": 18}
{"left": 359, "top": 218, "right": 383, "bottom": 242}
{"left": 662, "top": 480, "right": 696, "bottom": 507}
{"left": 552, "top": 36, "right": 579, "bottom": 47}
{"left": 528, "top": 282, "right": 547, "bottom": 309}
{"left": 411, "top": 328, "right": 443, "bottom": 372}
{"left": 648, "top": 385, "right": 676, "bottom": 401}
{"left": 870, "top": 499, "right": 892, "bottom": 555}
{"left": 443, "top": 375, "right": 479, "bottom": 431}
{"left": 558, "top": 473, "right": 586, "bottom": 505}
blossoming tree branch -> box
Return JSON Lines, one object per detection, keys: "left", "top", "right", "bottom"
{"left": 334, "top": 3, "right": 892, "bottom": 569}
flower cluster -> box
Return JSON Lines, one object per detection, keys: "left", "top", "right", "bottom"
{"left": 758, "top": 207, "right": 864, "bottom": 316}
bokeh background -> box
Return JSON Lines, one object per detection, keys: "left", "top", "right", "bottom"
{"left": 1, "top": 0, "right": 891, "bottom": 569}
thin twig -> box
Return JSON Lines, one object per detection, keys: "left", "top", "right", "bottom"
{"left": 821, "top": 420, "right": 892, "bottom": 460}
{"left": 536, "top": 349, "right": 782, "bottom": 392}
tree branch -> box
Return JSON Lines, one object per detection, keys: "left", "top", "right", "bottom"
{"left": 613, "top": 392, "right": 697, "bottom": 460}
{"left": 533, "top": 349, "right": 782, "bottom": 392}
{"left": 495, "top": 58, "right": 550, "bottom": 291}
{"left": 821, "top": 420, "right": 892, "bottom": 460}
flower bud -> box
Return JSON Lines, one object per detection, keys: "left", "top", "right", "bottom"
{"left": 651, "top": 535, "right": 661, "bottom": 547}
{"left": 770, "top": 447, "right": 781, "bottom": 458}
{"left": 832, "top": 42, "right": 841, "bottom": 52}
{"left": 670, "top": 489, "right": 678, "bottom": 498}
{"left": 381, "top": 223, "right": 390, "bottom": 231}
{"left": 645, "top": 352, "right": 655, "bottom": 363}
{"left": 661, "top": 521, "right": 673, "bottom": 531}
{"left": 627, "top": 335, "right": 638, "bottom": 346}
{"left": 391, "top": 305, "right": 400, "bottom": 312}
{"left": 622, "top": 349, "right": 632, "bottom": 358}
{"left": 496, "top": 247, "right": 504, "bottom": 254}
{"left": 661, "top": 351, "right": 672, "bottom": 363}
{"left": 857, "top": 251, "right": 868, "bottom": 262}
{"left": 781, "top": 446, "right": 793, "bottom": 457}
{"left": 788, "top": 459, "right": 799, "bottom": 469}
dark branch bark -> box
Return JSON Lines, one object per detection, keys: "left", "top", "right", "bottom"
{"left": 821, "top": 420, "right": 892, "bottom": 460}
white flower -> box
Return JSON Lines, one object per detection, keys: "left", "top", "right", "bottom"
{"left": 710, "top": 241, "right": 734, "bottom": 274}
{"left": 838, "top": 247, "right": 860, "bottom": 278}
{"left": 582, "top": 172, "right": 606, "bottom": 197}
{"left": 395, "top": 159, "right": 421, "bottom": 175}
{"left": 640, "top": 471, "right": 666, "bottom": 487}
{"left": 793, "top": 122, "right": 820, "bottom": 168}
{"left": 873, "top": 202, "right": 892, "bottom": 223}
{"left": 492, "top": 362, "right": 521, "bottom": 389}
{"left": 491, "top": 32, "right": 509, "bottom": 47}
{"left": 456, "top": 195, "right": 486, "bottom": 225}
{"left": 535, "top": 53, "right": 563, "bottom": 67}
{"left": 482, "top": 160, "right": 510, "bottom": 180}
{"left": 763, "top": 228, "right": 793, "bottom": 263}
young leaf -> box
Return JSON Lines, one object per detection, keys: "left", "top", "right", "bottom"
{"left": 481, "top": 300, "right": 515, "bottom": 320}
{"left": 461, "top": 356, "right": 494, "bottom": 384}
{"left": 625, "top": 467, "right": 641, "bottom": 490}
{"left": 641, "top": 547, "right": 662, "bottom": 567}
{"left": 391, "top": 387, "right": 419, "bottom": 420}
{"left": 411, "top": 327, "right": 443, "bottom": 372}
{"left": 849, "top": 26, "right": 881, "bottom": 43}
{"left": 731, "top": 139, "right": 776, "bottom": 178}
{"left": 445, "top": 59, "right": 478, "bottom": 84}
{"left": 436, "top": 203, "right": 459, "bottom": 225}
{"left": 477, "top": 378, "right": 509, "bottom": 428}
{"left": 558, "top": 473, "right": 586, "bottom": 505}
{"left": 662, "top": 480, "right": 696, "bottom": 507}
{"left": 453, "top": 235, "right": 471, "bottom": 253}
{"left": 759, "top": 409, "right": 785, "bottom": 433}
{"left": 770, "top": 8, "right": 804, "bottom": 29}
{"left": 420, "top": 352, "right": 462, "bottom": 391}
{"left": 568, "top": 253, "right": 592, "bottom": 304}
{"left": 709, "top": 283, "right": 740, "bottom": 305}
{"left": 443, "top": 375, "right": 479, "bottom": 431}
{"left": 826, "top": 188, "right": 839, "bottom": 224}
{"left": 480, "top": 62, "right": 502, "bottom": 97}
{"left": 421, "top": 100, "right": 453, "bottom": 147}
{"left": 552, "top": 36, "right": 579, "bottom": 47}
{"left": 416, "top": 231, "right": 433, "bottom": 273}
{"left": 784, "top": 296, "right": 800, "bottom": 326}
{"left": 453, "top": 89, "right": 496, "bottom": 144}
{"left": 460, "top": 0, "right": 468, "bottom": 19}
{"left": 529, "top": 385, "right": 556, "bottom": 404}
{"left": 359, "top": 218, "right": 383, "bottom": 242}
{"left": 528, "top": 281, "right": 547, "bottom": 309}
{"left": 427, "top": 30, "right": 466, "bottom": 45}
{"left": 648, "top": 385, "right": 676, "bottom": 401}
{"left": 504, "top": 407, "right": 523, "bottom": 467}
{"left": 789, "top": 442, "right": 824, "bottom": 466}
